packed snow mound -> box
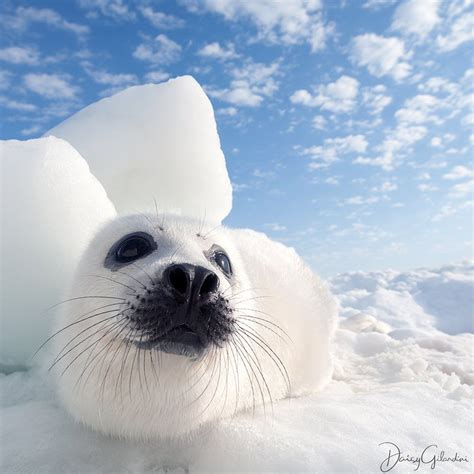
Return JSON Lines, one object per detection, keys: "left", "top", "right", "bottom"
{"left": 48, "top": 76, "right": 232, "bottom": 224}
{"left": 0, "top": 138, "right": 116, "bottom": 368}
{"left": 2, "top": 261, "right": 472, "bottom": 472}
{"left": 330, "top": 261, "right": 474, "bottom": 335}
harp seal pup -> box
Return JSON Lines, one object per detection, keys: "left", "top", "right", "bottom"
{"left": 51, "top": 213, "right": 337, "bottom": 439}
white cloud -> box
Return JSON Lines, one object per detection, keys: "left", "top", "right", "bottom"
{"left": 362, "top": 84, "right": 392, "bottom": 115}
{"left": 206, "top": 61, "right": 279, "bottom": 107}
{"left": 82, "top": 62, "right": 138, "bottom": 87}
{"left": 253, "top": 168, "right": 276, "bottom": 179}
{"left": 217, "top": 106, "right": 238, "bottom": 116}
{"left": 133, "top": 35, "right": 181, "bottom": 65}
{"left": 144, "top": 71, "right": 170, "bottom": 83}
{"left": 0, "top": 96, "right": 37, "bottom": 112}
{"left": 350, "top": 33, "right": 411, "bottom": 81}
{"left": 77, "top": 0, "right": 134, "bottom": 20}
{"left": 183, "top": 0, "right": 332, "bottom": 51}
{"left": 312, "top": 115, "right": 327, "bottom": 130}
{"left": 437, "top": 12, "right": 474, "bottom": 52}
{"left": 371, "top": 181, "right": 398, "bottom": 193}
{"left": 416, "top": 71, "right": 473, "bottom": 128}
{"left": 0, "top": 46, "right": 39, "bottom": 65}
{"left": 354, "top": 125, "right": 427, "bottom": 170}
{"left": 300, "top": 134, "right": 368, "bottom": 169}
{"left": 449, "top": 179, "right": 474, "bottom": 198}
{"left": 430, "top": 136, "right": 442, "bottom": 147}
{"left": 418, "top": 183, "right": 438, "bottom": 192}
{"left": 391, "top": 0, "right": 440, "bottom": 39}
{"left": 345, "top": 196, "right": 379, "bottom": 205}
{"left": 325, "top": 176, "right": 339, "bottom": 185}
{"left": 443, "top": 165, "right": 474, "bottom": 180}
{"left": 290, "top": 75, "right": 359, "bottom": 113}
{"left": 3, "top": 6, "right": 89, "bottom": 36}
{"left": 418, "top": 76, "right": 457, "bottom": 94}
{"left": 418, "top": 172, "right": 431, "bottom": 181}
{"left": 432, "top": 204, "right": 456, "bottom": 221}
{"left": 264, "top": 223, "right": 287, "bottom": 232}
{"left": 232, "top": 182, "right": 249, "bottom": 192}
{"left": 198, "top": 42, "right": 238, "bottom": 61}
{"left": 395, "top": 94, "right": 441, "bottom": 125}
{"left": 139, "top": 6, "right": 184, "bottom": 29}
{"left": 462, "top": 112, "right": 474, "bottom": 127}
{"left": 0, "top": 71, "right": 11, "bottom": 90}
{"left": 363, "top": 0, "right": 397, "bottom": 9}
{"left": 24, "top": 73, "right": 79, "bottom": 100}
{"left": 20, "top": 125, "right": 42, "bottom": 136}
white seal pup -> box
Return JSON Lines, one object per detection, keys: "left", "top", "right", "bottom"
{"left": 51, "top": 213, "right": 337, "bottom": 439}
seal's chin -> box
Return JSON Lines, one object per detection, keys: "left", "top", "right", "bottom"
{"left": 135, "top": 324, "right": 205, "bottom": 359}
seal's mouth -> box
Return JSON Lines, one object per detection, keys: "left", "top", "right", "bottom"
{"left": 135, "top": 324, "right": 205, "bottom": 358}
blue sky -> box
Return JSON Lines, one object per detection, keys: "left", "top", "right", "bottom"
{"left": 1, "top": 0, "right": 472, "bottom": 276}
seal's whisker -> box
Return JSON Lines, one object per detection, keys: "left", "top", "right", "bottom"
{"left": 224, "top": 286, "right": 268, "bottom": 300}
{"left": 32, "top": 302, "right": 126, "bottom": 359}
{"left": 57, "top": 316, "right": 127, "bottom": 378}
{"left": 232, "top": 331, "right": 270, "bottom": 418}
{"left": 235, "top": 330, "right": 274, "bottom": 417}
{"left": 218, "top": 345, "right": 231, "bottom": 419}
{"left": 131, "top": 262, "right": 156, "bottom": 287}
{"left": 181, "top": 345, "right": 217, "bottom": 395}
{"left": 85, "top": 320, "right": 131, "bottom": 386}
{"left": 128, "top": 339, "right": 141, "bottom": 401}
{"left": 238, "top": 317, "right": 291, "bottom": 343}
{"left": 143, "top": 349, "right": 151, "bottom": 396}
{"left": 86, "top": 274, "right": 137, "bottom": 294}
{"left": 98, "top": 326, "right": 135, "bottom": 403}
{"left": 75, "top": 318, "right": 129, "bottom": 391}
{"left": 241, "top": 329, "right": 290, "bottom": 396}
{"left": 195, "top": 349, "right": 223, "bottom": 419}
{"left": 115, "top": 332, "right": 136, "bottom": 403}
{"left": 49, "top": 295, "right": 126, "bottom": 310}
{"left": 227, "top": 339, "right": 241, "bottom": 416}
{"left": 185, "top": 346, "right": 219, "bottom": 408}
{"left": 230, "top": 295, "right": 273, "bottom": 306}
{"left": 229, "top": 335, "right": 257, "bottom": 419}
{"left": 149, "top": 349, "right": 159, "bottom": 385}
{"left": 220, "top": 281, "right": 239, "bottom": 297}
{"left": 117, "top": 270, "right": 147, "bottom": 290}
{"left": 201, "top": 224, "right": 220, "bottom": 240}
{"left": 52, "top": 309, "right": 125, "bottom": 362}
{"left": 237, "top": 310, "right": 292, "bottom": 341}
{"left": 236, "top": 324, "right": 291, "bottom": 395}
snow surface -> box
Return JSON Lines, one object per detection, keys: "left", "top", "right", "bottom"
{"left": 0, "top": 138, "right": 116, "bottom": 368}
{"left": 48, "top": 76, "right": 232, "bottom": 224}
{"left": 1, "top": 78, "right": 471, "bottom": 471}
{"left": 2, "top": 261, "right": 472, "bottom": 473}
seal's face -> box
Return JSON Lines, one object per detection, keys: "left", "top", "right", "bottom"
{"left": 51, "top": 213, "right": 335, "bottom": 440}
{"left": 104, "top": 230, "right": 236, "bottom": 359}
{"left": 52, "top": 214, "right": 278, "bottom": 439}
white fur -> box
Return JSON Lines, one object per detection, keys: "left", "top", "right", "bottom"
{"left": 52, "top": 214, "right": 337, "bottom": 439}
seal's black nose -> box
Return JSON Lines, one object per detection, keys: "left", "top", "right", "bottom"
{"left": 164, "top": 264, "right": 219, "bottom": 303}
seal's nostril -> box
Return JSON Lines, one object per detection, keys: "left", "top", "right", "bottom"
{"left": 168, "top": 266, "right": 189, "bottom": 295}
{"left": 200, "top": 272, "right": 219, "bottom": 296}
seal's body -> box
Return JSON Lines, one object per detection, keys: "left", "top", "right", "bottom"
{"left": 52, "top": 214, "right": 336, "bottom": 439}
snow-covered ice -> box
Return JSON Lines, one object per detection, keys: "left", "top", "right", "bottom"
{"left": 0, "top": 137, "right": 116, "bottom": 368}
{"left": 1, "top": 78, "right": 471, "bottom": 472}
{"left": 1, "top": 261, "right": 472, "bottom": 472}
{"left": 331, "top": 261, "right": 474, "bottom": 335}
{"left": 48, "top": 76, "right": 232, "bottom": 224}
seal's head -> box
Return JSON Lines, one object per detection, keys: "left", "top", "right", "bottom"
{"left": 51, "top": 213, "right": 336, "bottom": 439}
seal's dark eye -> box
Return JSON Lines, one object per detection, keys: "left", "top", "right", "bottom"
{"left": 112, "top": 232, "right": 156, "bottom": 264}
{"left": 213, "top": 251, "right": 232, "bottom": 276}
